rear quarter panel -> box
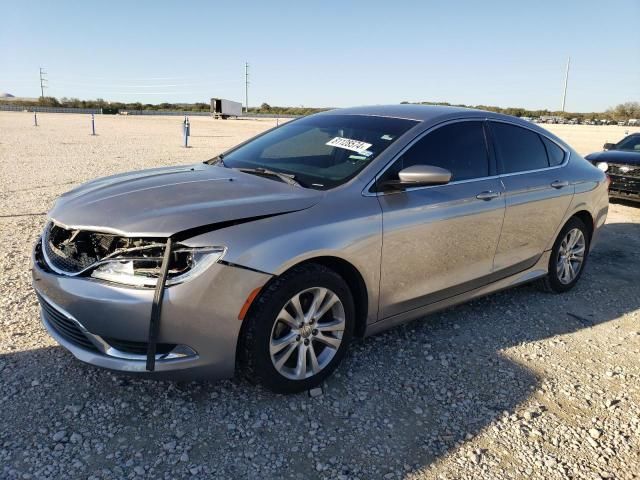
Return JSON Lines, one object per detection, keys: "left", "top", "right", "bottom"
{"left": 546, "top": 149, "right": 608, "bottom": 250}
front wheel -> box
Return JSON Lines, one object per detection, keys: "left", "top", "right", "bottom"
{"left": 538, "top": 217, "right": 590, "bottom": 293}
{"left": 240, "top": 264, "right": 355, "bottom": 394}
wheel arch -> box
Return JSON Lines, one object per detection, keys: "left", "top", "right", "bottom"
{"left": 243, "top": 255, "right": 370, "bottom": 340}
{"left": 571, "top": 210, "right": 594, "bottom": 241}
{"left": 547, "top": 206, "right": 596, "bottom": 252}
{"left": 537, "top": 210, "right": 593, "bottom": 293}
{"left": 287, "top": 256, "right": 369, "bottom": 338}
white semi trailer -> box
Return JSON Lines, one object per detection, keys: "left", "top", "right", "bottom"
{"left": 210, "top": 98, "right": 242, "bottom": 119}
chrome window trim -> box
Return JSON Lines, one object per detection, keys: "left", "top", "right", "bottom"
{"left": 362, "top": 117, "right": 571, "bottom": 197}
{"left": 496, "top": 159, "right": 569, "bottom": 179}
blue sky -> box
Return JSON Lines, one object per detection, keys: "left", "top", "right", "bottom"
{"left": 1, "top": 0, "right": 638, "bottom": 111}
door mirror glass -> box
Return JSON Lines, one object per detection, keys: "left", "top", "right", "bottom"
{"left": 603, "top": 142, "right": 616, "bottom": 150}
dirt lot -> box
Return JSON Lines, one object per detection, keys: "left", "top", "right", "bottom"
{"left": 0, "top": 112, "right": 639, "bottom": 479}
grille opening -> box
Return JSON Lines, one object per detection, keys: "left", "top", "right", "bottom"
{"left": 37, "top": 294, "right": 99, "bottom": 352}
{"left": 34, "top": 240, "right": 53, "bottom": 273}
{"left": 608, "top": 164, "right": 640, "bottom": 178}
{"left": 103, "top": 337, "right": 176, "bottom": 356}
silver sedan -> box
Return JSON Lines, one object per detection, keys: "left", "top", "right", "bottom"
{"left": 32, "top": 105, "right": 609, "bottom": 393}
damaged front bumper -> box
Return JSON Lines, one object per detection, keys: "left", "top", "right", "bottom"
{"left": 32, "top": 237, "right": 272, "bottom": 380}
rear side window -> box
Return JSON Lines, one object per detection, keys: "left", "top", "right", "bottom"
{"left": 490, "top": 122, "right": 549, "bottom": 173}
{"left": 541, "top": 136, "right": 566, "bottom": 166}
{"left": 391, "top": 121, "right": 489, "bottom": 182}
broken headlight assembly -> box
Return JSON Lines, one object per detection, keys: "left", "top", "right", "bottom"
{"left": 90, "top": 246, "right": 226, "bottom": 287}
{"left": 40, "top": 222, "right": 225, "bottom": 288}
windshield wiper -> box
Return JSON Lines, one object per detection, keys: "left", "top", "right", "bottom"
{"left": 237, "top": 167, "right": 303, "bottom": 187}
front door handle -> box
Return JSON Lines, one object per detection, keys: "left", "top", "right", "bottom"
{"left": 476, "top": 190, "right": 500, "bottom": 200}
{"left": 551, "top": 180, "right": 569, "bottom": 189}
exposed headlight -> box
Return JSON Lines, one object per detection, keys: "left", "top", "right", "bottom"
{"left": 90, "top": 247, "right": 226, "bottom": 287}
{"left": 596, "top": 162, "right": 609, "bottom": 172}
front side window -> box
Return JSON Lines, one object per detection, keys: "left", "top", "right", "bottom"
{"left": 213, "top": 114, "right": 418, "bottom": 189}
{"left": 490, "top": 122, "right": 549, "bottom": 173}
{"left": 380, "top": 121, "right": 490, "bottom": 185}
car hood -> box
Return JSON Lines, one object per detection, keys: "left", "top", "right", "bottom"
{"left": 49, "top": 164, "right": 323, "bottom": 237}
{"left": 585, "top": 150, "right": 640, "bottom": 165}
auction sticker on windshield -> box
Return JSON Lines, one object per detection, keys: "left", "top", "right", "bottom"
{"left": 326, "top": 137, "right": 373, "bottom": 154}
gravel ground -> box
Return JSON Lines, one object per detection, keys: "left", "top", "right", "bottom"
{"left": 1, "top": 113, "right": 639, "bottom": 479}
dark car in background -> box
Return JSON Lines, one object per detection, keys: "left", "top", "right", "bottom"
{"left": 586, "top": 133, "right": 640, "bottom": 203}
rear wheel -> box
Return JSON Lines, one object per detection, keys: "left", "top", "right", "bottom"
{"left": 538, "top": 217, "right": 590, "bottom": 293}
{"left": 240, "top": 264, "right": 354, "bottom": 393}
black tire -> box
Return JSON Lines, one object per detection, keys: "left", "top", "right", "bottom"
{"left": 239, "top": 263, "right": 355, "bottom": 394}
{"left": 538, "top": 217, "right": 590, "bottom": 293}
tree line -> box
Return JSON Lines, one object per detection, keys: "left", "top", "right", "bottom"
{"left": 399, "top": 101, "right": 640, "bottom": 121}
{"left": 2, "top": 97, "right": 638, "bottom": 120}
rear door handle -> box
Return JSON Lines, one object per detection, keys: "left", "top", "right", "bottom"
{"left": 551, "top": 180, "right": 569, "bottom": 189}
{"left": 476, "top": 190, "right": 500, "bottom": 200}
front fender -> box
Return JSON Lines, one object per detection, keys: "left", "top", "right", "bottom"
{"left": 182, "top": 194, "right": 383, "bottom": 324}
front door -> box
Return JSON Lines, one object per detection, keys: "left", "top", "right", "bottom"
{"left": 376, "top": 121, "right": 506, "bottom": 319}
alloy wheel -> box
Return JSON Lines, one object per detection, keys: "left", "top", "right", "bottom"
{"left": 269, "top": 287, "right": 345, "bottom": 380}
{"left": 556, "top": 228, "right": 586, "bottom": 284}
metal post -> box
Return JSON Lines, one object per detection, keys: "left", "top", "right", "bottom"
{"left": 245, "top": 62, "right": 249, "bottom": 114}
{"left": 34, "top": 112, "right": 38, "bottom": 127}
{"left": 276, "top": 113, "right": 279, "bottom": 127}
{"left": 91, "top": 114, "right": 96, "bottom": 135}
{"left": 561, "top": 56, "right": 570, "bottom": 112}
{"left": 183, "top": 119, "right": 188, "bottom": 148}
{"left": 39, "top": 67, "right": 47, "bottom": 99}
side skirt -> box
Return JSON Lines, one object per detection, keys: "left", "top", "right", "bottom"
{"left": 365, "top": 250, "right": 550, "bottom": 337}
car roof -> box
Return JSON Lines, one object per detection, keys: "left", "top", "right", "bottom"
{"left": 320, "top": 104, "right": 525, "bottom": 124}
{"left": 316, "top": 104, "right": 570, "bottom": 149}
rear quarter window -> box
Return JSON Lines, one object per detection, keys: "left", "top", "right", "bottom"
{"left": 541, "top": 136, "right": 566, "bottom": 166}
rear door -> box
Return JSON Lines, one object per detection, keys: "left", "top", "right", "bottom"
{"left": 488, "top": 121, "right": 573, "bottom": 271}
{"left": 377, "top": 120, "right": 506, "bottom": 318}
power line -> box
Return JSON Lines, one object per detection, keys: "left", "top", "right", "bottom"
{"left": 39, "top": 67, "right": 47, "bottom": 98}
{"left": 244, "top": 62, "right": 249, "bottom": 113}
{"left": 50, "top": 80, "right": 239, "bottom": 88}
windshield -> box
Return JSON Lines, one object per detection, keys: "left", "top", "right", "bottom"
{"left": 213, "top": 114, "right": 418, "bottom": 189}
{"left": 615, "top": 135, "right": 640, "bottom": 152}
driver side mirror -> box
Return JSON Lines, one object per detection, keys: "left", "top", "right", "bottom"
{"left": 603, "top": 143, "right": 616, "bottom": 150}
{"left": 379, "top": 164, "right": 452, "bottom": 191}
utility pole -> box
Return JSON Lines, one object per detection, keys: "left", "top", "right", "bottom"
{"left": 244, "top": 62, "right": 249, "bottom": 114}
{"left": 561, "top": 56, "right": 570, "bottom": 112}
{"left": 39, "top": 67, "right": 47, "bottom": 99}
